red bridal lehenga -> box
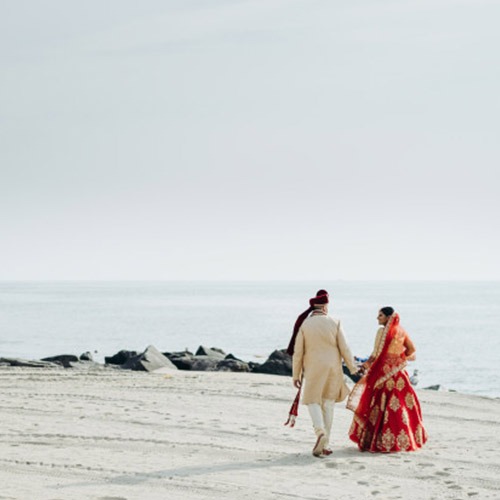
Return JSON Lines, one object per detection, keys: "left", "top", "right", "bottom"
{"left": 347, "top": 313, "right": 427, "bottom": 452}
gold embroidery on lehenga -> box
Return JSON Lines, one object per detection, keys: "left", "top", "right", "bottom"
{"left": 401, "top": 408, "right": 409, "bottom": 426}
{"left": 351, "top": 419, "right": 361, "bottom": 439}
{"left": 396, "top": 377, "right": 405, "bottom": 391}
{"left": 353, "top": 414, "right": 365, "bottom": 429}
{"left": 405, "top": 393, "right": 415, "bottom": 410}
{"left": 357, "top": 424, "right": 363, "bottom": 439}
{"left": 352, "top": 414, "right": 365, "bottom": 439}
{"left": 381, "top": 429, "right": 395, "bottom": 452}
{"left": 383, "top": 410, "right": 389, "bottom": 424}
{"left": 389, "top": 394, "right": 401, "bottom": 412}
{"left": 369, "top": 405, "right": 380, "bottom": 426}
{"left": 397, "top": 429, "right": 410, "bottom": 450}
{"left": 385, "top": 378, "right": 395, "bottom": 391}
{"left": 415, "top": 424, "right": 423, "bottom": 446}
{"left": 380, "top": 393, "right": 387, "bottom": 411}
{"left": 374, "top": 363, "right": 408, "bottom": 389}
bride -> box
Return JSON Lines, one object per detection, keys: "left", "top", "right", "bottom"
{"left": 347, "top": 307, "right": 427, "bottom": 452}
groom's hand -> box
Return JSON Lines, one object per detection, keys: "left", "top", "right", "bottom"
{"left": 293, "top": 379, "right": 302, "bottom": 389}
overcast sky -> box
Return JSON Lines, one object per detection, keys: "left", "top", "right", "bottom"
{"left": 1, "top": 0, "right": 499, "bottom": 280}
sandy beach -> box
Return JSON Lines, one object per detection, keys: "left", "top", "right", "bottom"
{"left": 0, "top": 367, "right": 498, "bottom": 500}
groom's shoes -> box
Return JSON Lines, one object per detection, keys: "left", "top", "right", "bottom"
{"left": 312, "top": 433, "right": 328, "bottom": 457}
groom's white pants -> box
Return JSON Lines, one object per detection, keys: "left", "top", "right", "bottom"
{"left": 307, "top": 400, "right": 335, "bottom": 446}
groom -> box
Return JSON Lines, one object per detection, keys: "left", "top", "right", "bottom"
{"left": 289, "top": 290, "right": 358, "bottom": 457}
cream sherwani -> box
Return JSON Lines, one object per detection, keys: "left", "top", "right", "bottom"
{"left": 293, "top": 313, "right": 357, "bottom": 405}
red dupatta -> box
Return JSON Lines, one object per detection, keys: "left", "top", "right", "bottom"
{"left": 284, "top": 382, "right": 301, "bottom": 427}
{"left": 347, "top": 313, "right": 407, "bottom": 419}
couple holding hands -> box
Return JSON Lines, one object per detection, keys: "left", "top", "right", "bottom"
{"left": 286, "top": 290, "right": 427, "bottom": 457}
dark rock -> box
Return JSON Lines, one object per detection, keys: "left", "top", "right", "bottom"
{"left": 269, "top": 349, "right": 292, "bottom": 362}
{"left": 216, "top": 359, "right": 250, "bottom": 372}
{"left": 195, "top": 346, "right": 226, "bottom": 359}
{"left": 424, "top": 384, "right": 448, "bottom": 391}
{"left": 122, "top": 345, "right": 178, "bottom": 372}
{"left": 105, "top": 350, "right": 138, "bottom": 366}
{"left": 191, "top": 356, "right": 220, "bottom": 371}
{"left": 41, "top": 354, "right": 79, "bottom": 368}
{"left": 248, "top": 361, "right": 262, "bottom": 372}
{"left": 80, "top": 351, "right": 94, "bottom": 362}
{"left": 252, "top": 349, "right": 292, "bottom": 376}
{"left": 209, "top": 347, "right": 226, "bottom": 356}
{"left": 164, "top": 351, "right": 195, "bottom": 370}
{"left": 172, "top": 356, "right": 195, "bottom": 370}
{"left": 224, "top": 353, "right": 244, "bottom": 362}
{"left": 0, "top": 357, "right": 60, "bottom": 368}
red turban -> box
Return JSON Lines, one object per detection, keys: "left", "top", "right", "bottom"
{"left": 309, "top": 290, "right": 329, "bottom": 307}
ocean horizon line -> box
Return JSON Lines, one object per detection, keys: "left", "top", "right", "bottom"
{"left": 1, "top": 279, "right": 500, "bottom": 283}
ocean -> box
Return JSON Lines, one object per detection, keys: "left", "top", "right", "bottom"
{"left": 0, "top": 281, "right": 498, "bottom": 398}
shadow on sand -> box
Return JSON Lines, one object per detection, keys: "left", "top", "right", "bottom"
{"left": 105, "top": 445, "right": 383, "bottom": 486}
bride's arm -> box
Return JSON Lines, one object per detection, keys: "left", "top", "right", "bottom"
{"left": 404, "top": 335, "right": 416, "bottom": 361}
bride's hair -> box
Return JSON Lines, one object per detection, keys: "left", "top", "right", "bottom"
{"left": 380, "top": 306, "right": 394, "bottom": 316}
